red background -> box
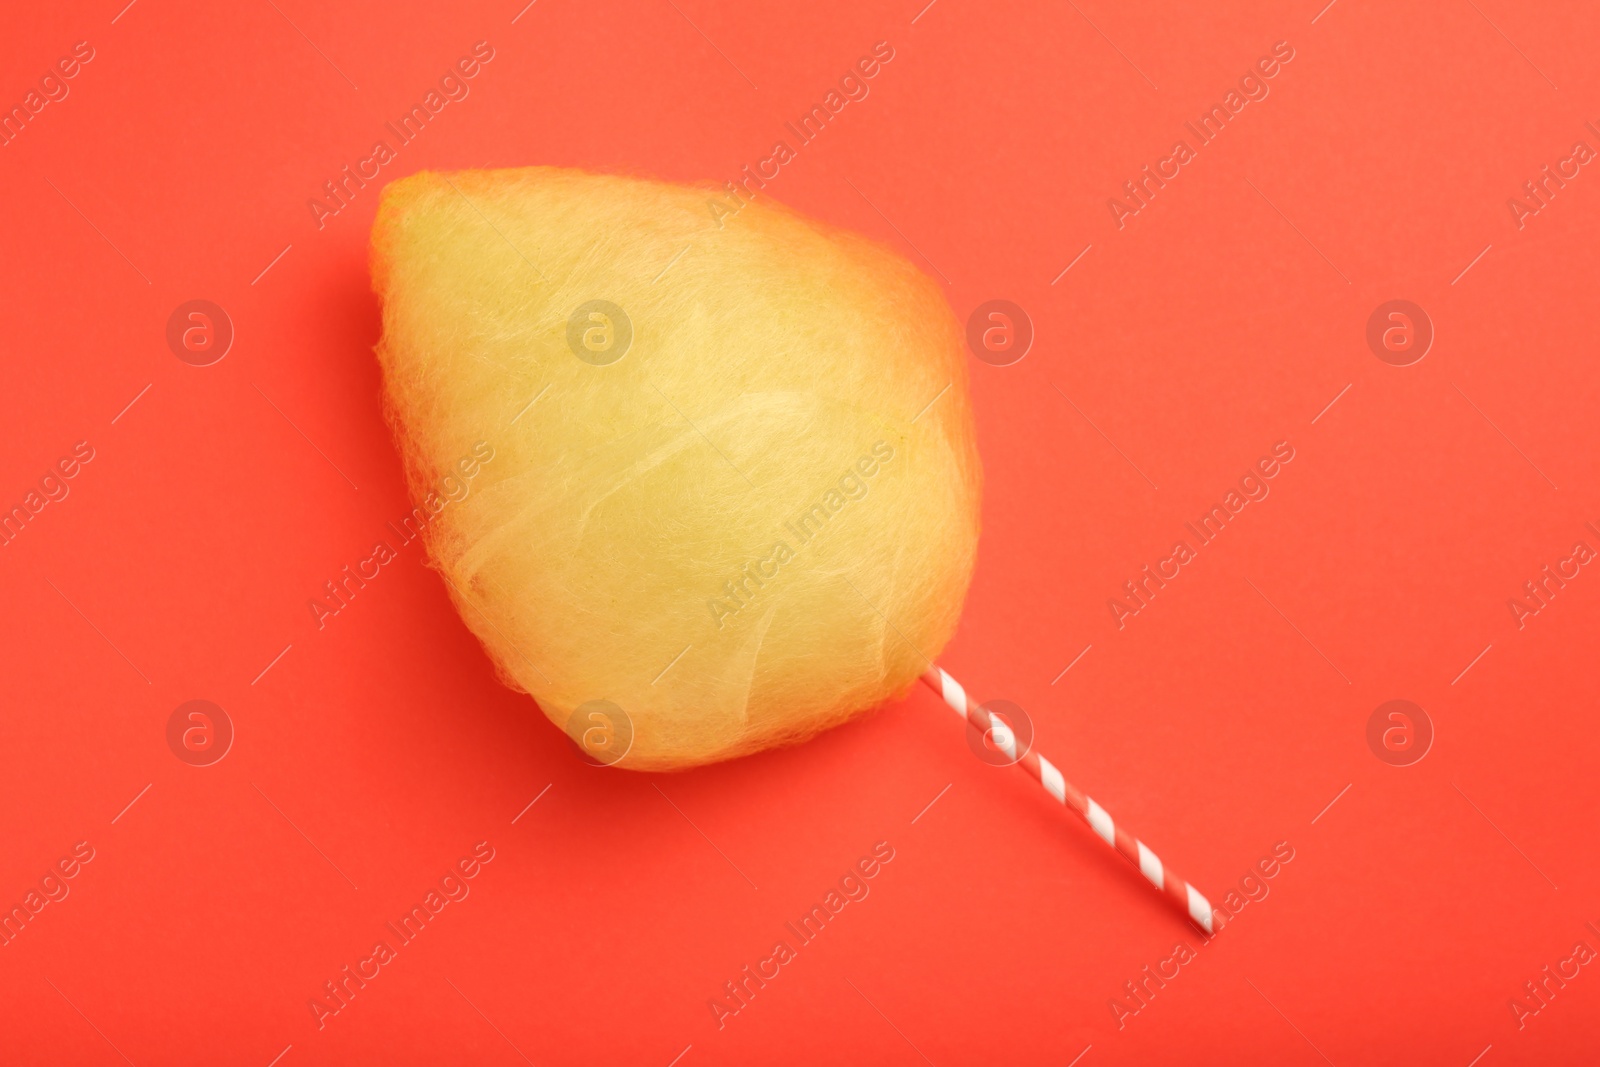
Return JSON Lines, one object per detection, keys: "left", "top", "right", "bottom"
{"left": 3, "top": 0, "right": 1599, "bottom": 1063}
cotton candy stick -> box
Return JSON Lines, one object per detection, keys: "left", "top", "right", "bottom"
{"left": 920, "top": 667, "right": 1224, "bottom": 934}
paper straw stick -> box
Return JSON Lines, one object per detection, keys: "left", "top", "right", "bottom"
{"left": 920, "top": 666, "right": 1224, "bottom": 934}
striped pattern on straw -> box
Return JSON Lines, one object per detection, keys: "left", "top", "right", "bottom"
{"left": 920, "top": 666, "right": 1224, "bottom": 935}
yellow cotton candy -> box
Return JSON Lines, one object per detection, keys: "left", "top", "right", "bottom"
{"left": 369, "top": 166, "right": 980, "bottom": 770}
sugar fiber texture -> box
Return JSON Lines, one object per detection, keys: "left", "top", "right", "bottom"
{"left": 370, "top": 166, "right": 981, "bottom": 770}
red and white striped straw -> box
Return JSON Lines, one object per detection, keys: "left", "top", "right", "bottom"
{"left": 920, "top": 666, "right": 1224, "bottom": 935}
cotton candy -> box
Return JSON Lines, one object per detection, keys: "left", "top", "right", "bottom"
{"left": 370, "top": 166, "right": 980, "bottom": 770}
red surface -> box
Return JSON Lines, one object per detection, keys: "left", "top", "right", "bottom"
{"left": 3, "top": 1, "right": 1599, "bottom": 1063}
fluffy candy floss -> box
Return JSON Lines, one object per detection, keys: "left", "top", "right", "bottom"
{"left": 370, "top": 166, "right": 981, "bottom": 770}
